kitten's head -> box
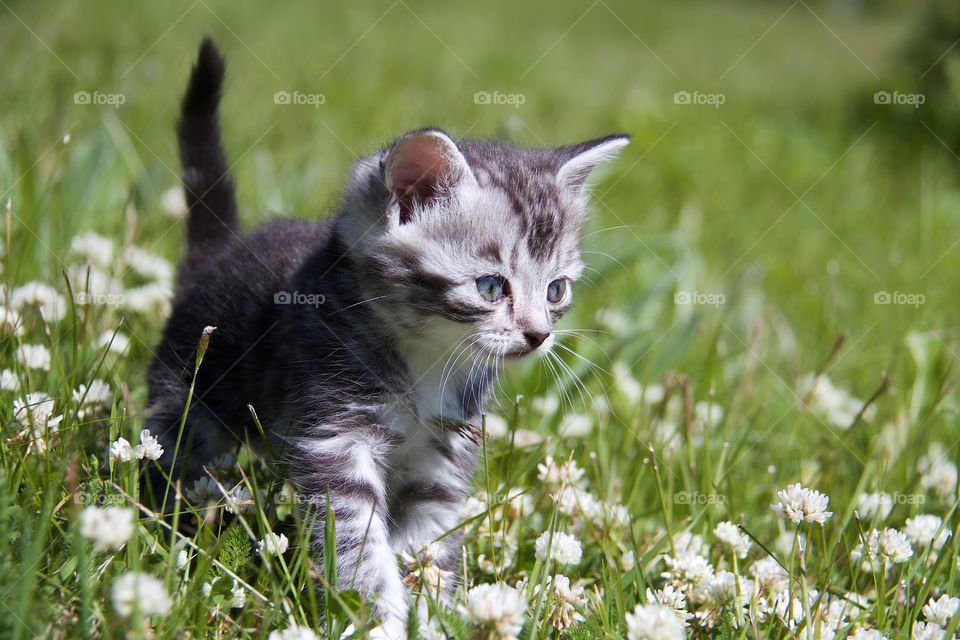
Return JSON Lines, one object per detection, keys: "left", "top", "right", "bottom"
{"left": 340, "top": 128, "right": 628, "bottom": 360}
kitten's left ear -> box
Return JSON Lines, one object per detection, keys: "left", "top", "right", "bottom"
{"left": 555, "top": 134, "right": 630, "bottom": 193}
{"left": 382, "top": 129, "right": 476, "bottom": 224}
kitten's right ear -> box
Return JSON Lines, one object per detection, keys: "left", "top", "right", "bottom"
{"left": 382, "top": 129, "right": 475, "bottom": 224}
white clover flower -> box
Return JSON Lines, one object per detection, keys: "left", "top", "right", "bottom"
{"left": 122, "top": 245, "right": 174, "bottom": 284}
{"left": 135, "top": 429, "right": 164, "bottom": 461}
{"left": 402, "top": 542, "right": 452, "bottom": 595}
{"left": 209, "top": 452, "right": 236, "bottom": 474}
{"left": 714, "top": 521, "right": 751, "bottom": 559}
{"left": 186, "top": 476, "right": 220, "bottom": 505}
{"left": 856, "top": 528, "right": 913, "bottom": 567}
{"left": 558, "top": 412, "right": 592, "bottom": 437}
{"left": 537, "top": 455, "right": 586, "bottom": 490}
{"left": 531, "top": 394, "right": 560, "bottom": 416}
{"left": 16, "top": 344, "right": 50, "bottom": 371}
{"left": 535, "top": 531, "right": 582, "bottom": 566}
{"left": 512, "top": 429, "right": 543, "bottom": 447}
{"left": 10, "top": 281, "right": 67, "bottom": 323}
{"left": 772, "top": 483, "right": 833, "bottom": 524}
{"left": 98, "top": 330, "right": 130, "bottom": 355}
{"left": 79, "top": 506, "right": 134, "bottom": 551}
{"left": 646, "top": 584, "right": 692, "bottom": 626}
{"left": 458, "top": 583, "right": 526, "bottom": 640}
{"left": 483, "top": 413, "right": 509, "bottom": 438}
{"left": 225, "top": 485, "right": 256, "bottom": 515}
{"left": 848, "top": 628, "right": 886, "bottom": 640}
{"left": 904, "top": 514, "right": 952, "bottom": 553}
{"left": 229, "top": 581, "right": 246, "bottom": 609}
{"left": 923, "top": 594, "right": 960, "bottom": 626}
{"left": 73, "top": 379, "right": 112, "bottom": 419}
{"left": 612, "top": 362, "right": 643, "bottom": 404}
{"left": 67, "top": 264, "right": 124, "bottom": 305}
{"left": 662, "top": 552, "right": 714, "bottom": 590}
{"left": 111, "top": 572, "right": 171, "bottom": 617}
{"left": 912, "top": 621, "right": 947, "bottom": 640}
{"left": 694, "top": 570, "right": 751, "bottom": 610}
{"left": 70, "top": 232, "right": 115, "bottom": 268}
{"left": 918, "top": 444, "right": 959, "bottom": 506}
{"left": 596, "top": 308, "right": 630, "bottom": 333}
{"left": 268, "top": 624, "right": 320, "bottom": 640}
{"left": 774, "top": 531, "right": 806, "bottom": 558}
{"left": 258, "top": 532, "right": 289, "bottom": 556}
{"left": 110, "top": 437, "right": 135, "bottom": 462}
{"left": 460, "top": 494, "right": 489, "bottom": 521}
{"left": 0, "top": 305, "right": 23, "bottom": 336}
{"left": 1, "top": 369, "right": 18, "bottom": 392}
{"left": 625, "top": 603, "right": 685, "bottom": 640}
{"left": 673, "top": 531, "right": 709, "bottom": 557}
{"left": 123, "top": 282, "right": 173, "bottom": 316}
{"left": 554, "top": 486, "right": 597, "bottom": 519}
{"left": 856, "top": 492, "right": 894, "bottom": 521}
{"left": 798, "top": 373, "right": 874, "bottom": 428}
{"left": 160, "top": 186, "right": 187, "bottom": 218}
{"left": 750, "top": 556, "right": 788, "bottom": 596}
{"left": 694, "top": 401, "right": 724, "bottom": 427}
{"left": 586, "top": 500, "right": 631, "bottom": 530}
{"left": 13, "top": 392, "right": 63, "bottom": 452}
{"left": 539, "top": 575, "right": 585, "bottom": 632}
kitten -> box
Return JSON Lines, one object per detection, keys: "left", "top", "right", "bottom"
{"left": 147, "top": 38, "right": 627, "bottom": 636}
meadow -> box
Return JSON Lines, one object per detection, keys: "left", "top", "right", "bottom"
{"left": 1, "top": 0, "right": 959, "bottom": 638}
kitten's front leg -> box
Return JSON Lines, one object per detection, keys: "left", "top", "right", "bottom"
{"left": 299, "top": 425, "right": 409, "bottom": 638}
{"left": 389, "top": 430, "right": 479, "bottom": 603}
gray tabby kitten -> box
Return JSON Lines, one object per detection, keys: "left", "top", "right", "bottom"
{"left": 147, "top": 39, "right": 627, "bottom": 636}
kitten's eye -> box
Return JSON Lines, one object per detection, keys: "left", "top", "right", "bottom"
{"left": 476, "top": 275, "right": 508, "bottom": 302}
{"left": 546, "top": 278, "right": 569, "bottom": 304}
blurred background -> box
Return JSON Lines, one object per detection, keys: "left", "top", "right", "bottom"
{"left": 1, "top": 0, "right": 959, "bottom": 486}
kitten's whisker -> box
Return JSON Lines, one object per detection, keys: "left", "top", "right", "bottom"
{"left": 552, "top": 340, "right": 607, "bottom": 376}
{"left": 438, "top": 332, "right": 484, "bottom": 423}
{"left": 326, "top": 294, "right": 395, "bottom": 316}
{"left": 581, "top": 224, "right": 640, "bottom": 239}
{"left": 541, "top": 351, "right": 571, "bottom": 413}
{"left": 580, "top": 249, "right": 630, "bottom": 273}
{"left": 549, "top": 349, "right": 594, "bottom": 415}
{"left": 552, "top": 329, "right": 617, "bottom": 360}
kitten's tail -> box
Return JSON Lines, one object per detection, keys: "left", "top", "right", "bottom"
{"left": 177, "top": 38, "right": 238, "bottom": 270}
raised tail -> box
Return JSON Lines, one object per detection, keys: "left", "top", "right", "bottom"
{"left": 177, "top": 38, "right": 238, "bottom": 270}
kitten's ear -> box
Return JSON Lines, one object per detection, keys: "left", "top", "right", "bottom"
{"left": 555, "top": 134, "right": 630, "bottom": 193}
{"left": 382, "top": 129, "right": 475, "bottom": 224}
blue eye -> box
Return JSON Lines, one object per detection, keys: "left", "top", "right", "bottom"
{"left": 547, "top": 278, "right": 569, "bottom": 303}
{"left": 476, "top": 275, "right": 507, "bottom": 302}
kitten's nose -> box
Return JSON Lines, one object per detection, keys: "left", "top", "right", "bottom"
{"left": 523, "top": 330, "right": 550, "bottom": 349}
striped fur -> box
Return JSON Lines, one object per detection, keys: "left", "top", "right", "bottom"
{"left": 146, "top": 40, "right": 628, "bottom": 638}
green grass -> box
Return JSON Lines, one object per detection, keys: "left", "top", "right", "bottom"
{"left": 1, "top": 0, "right": 960, "bottom": 638}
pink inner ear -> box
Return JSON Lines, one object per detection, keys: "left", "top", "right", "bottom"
{"left": 386, "top": 134, "right": 459, "bottom": 224}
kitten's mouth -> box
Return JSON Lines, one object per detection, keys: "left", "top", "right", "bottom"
{"left": 504, "top": 346, "right": 536, "bottom": 359}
